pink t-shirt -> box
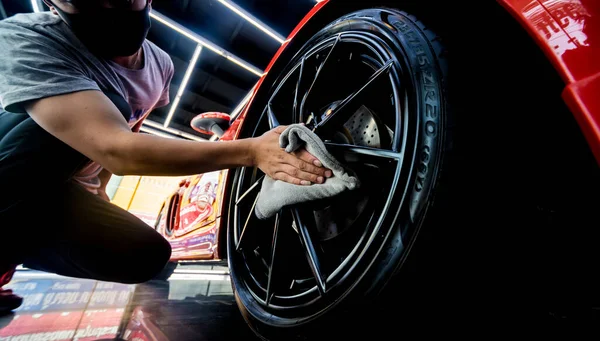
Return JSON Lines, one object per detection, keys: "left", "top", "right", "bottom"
{"left": 72, "top": 40, "right": 174, "bottom": 194}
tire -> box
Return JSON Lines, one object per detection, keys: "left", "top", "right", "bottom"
{"left": 227, "top": 8, "right": 451, "bottom": 339}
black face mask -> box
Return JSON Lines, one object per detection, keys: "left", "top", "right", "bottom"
{"left": 52, "top": 2, "right": 151, "bottom": 58}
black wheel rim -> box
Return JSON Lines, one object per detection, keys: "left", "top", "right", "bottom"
{"left": 230, "top": 29, "right": 420, "bottom": 322}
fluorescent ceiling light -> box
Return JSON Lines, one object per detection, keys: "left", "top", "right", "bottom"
{"left": 31, "top": 6, "right": 263, "bottom": 78}
{"left": 217, "top": 0, "right": 285, "bottom": 44}
{"left": 151, "top": 11, "right": 264, "bottom": 77}
{"left": 164, "top": 44, "right": 203, "bottom": 128}
{"left": 140, "top": 126, "right": 176, "bottom": 139}
{"left": 31, "top": 0, "right": 40, "bottom": 12}
{"left": 143, "top": 120, "right": 207, "bottom": 142}
{"left": 230, "top": 87, "right": 255, "bottom": 119}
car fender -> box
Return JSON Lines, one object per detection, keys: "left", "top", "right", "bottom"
{"left": 499, "top": 0, "right": 600, "bottom": 163}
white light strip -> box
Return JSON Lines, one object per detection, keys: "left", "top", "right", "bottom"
{"left": 141, "top": 119, "right": 168, "bottom": 130}
{"left": 173, "top": 269, "right": 230, "bottom": 275}
{"left": 140, "top": 126, "right": 176, "bottom": 139}
{"left": 217, "top": 0, "right": 285, "bottom": 44}
{"left": 229, "top": 88, "right": 254, "bottom": 119}
{"left": 31, "top": 0, "right": 40, "bottom": 12}
{"left": 12, "top": 271, "right": 91, "bottom": 281}
{"left": 168, "top": 273, "right": 230, "bottom": 281}
{"left": 150, "top": 11, "right": 264, "bottom": 77}
{"left": 164, "top": 44, "right": 203, "bottom": 128}
{"left": 143, "top": 119, "right": 207, "bottom": 141}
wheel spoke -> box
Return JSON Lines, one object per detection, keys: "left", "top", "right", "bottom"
{"left": 299, "top": 34, "right": 341, "bottom": 123}
{"left": 324, "top": 142, "right": 402, "bottom": 165}
{"left": 292, "top": 57, "right": 306, "bottom": 123}
{"left": 291, "top": 208, "right": 327, "bottom": 295}
{"left": 236, "top": 174, "right": 265, "bottom": 206}
{"left": 314, "top": 60, "right": 394, "bottom": 135}
{"left": 267, "top": 103, "right": 280, "bottom": 129}
{"left": 236, "top": 194, "right": 260, "bottom": 252}
{"left": 265, "top": 212, "right": 281, "bottom": 306}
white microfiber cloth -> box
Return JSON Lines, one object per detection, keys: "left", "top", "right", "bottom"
{"left": 255, "top": 124, "right": 360, "bottom": 220}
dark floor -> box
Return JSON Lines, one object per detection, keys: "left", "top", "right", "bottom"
{"left": 0, "top": 265, "right": 260, "bottom": 341}
{"left": 1, "top": 264, "right": 592, "bottom": 340}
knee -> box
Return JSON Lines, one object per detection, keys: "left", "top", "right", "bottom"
{"left": 145, "top": 233, "right": 172, "bottom": 273}
{"left": 121, "top": 232, "right": 172, "bottom": 284}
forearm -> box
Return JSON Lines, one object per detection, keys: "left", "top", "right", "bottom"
{"left": 23, "top": 91, "right": 322, "bottom": 184}
{"left": 107, "top": 132, "right": 255, "bottom": 176}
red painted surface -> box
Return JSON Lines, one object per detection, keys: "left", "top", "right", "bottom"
{"left": 563, "top": 72, "right": 600, "bottom": 162}
{"left": 190, "top": 112, "right": 232, "bottom": 136}
{"left": 499, "top": 0, "right": 600, "bottom": 163}
{"left": 156, "top": 170, "right": 226, "bottom": 261}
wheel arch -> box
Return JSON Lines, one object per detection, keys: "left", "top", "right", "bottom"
{"left": 216, "top": 170, "right": 236, "bottom": 260}
{"left": 297, "top": 0, "right": 597, "bottom": 162}
{"left": 164, "top": 193, "right": 180, "bottom": 238}
{"left": 247, "top": 0, "right": 567, "bottom": 119}
{"left": 154, "top": 202, "right": 166, "bottom": 231}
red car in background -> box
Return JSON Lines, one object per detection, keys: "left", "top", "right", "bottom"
{"left": 153, "top": 168, "right": 227, "bottom": 261}
{"left": 154, "top": 0, "right": 599, "bottom": 337}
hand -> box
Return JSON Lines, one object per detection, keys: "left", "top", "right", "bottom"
{"left": 250, "top": 126, "right": 333, "bottom": 185}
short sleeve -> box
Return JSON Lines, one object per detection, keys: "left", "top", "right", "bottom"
{"left": 155, "top": 53, "right": 174, "bottom": 109}
{"left": 0, "top": 21, "right": 100, "bottom": 114}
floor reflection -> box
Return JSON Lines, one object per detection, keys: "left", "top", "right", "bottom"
{"left": 0, "top": 265, "right": 259, "bottom": 341}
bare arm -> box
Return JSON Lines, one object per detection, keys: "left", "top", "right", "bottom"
{"left": 24, "top": 90, "right": 330, "bottom": 184}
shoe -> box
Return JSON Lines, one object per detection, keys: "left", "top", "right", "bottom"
{"left": 0, "top": 265, "right": 22, "bottom": 314}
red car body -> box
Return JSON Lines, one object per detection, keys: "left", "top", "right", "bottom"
{"left": 156, "top": 0, "right": 600, "bottom": 261}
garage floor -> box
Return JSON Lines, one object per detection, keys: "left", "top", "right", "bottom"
{"left": 0, "top": 264, "right": 260, "bottom": 341}
{"left": 0, "top": 263, "right": 582, "bottom": 340}
{"left": 0, "top": 265, "right": 430, "bottom": 340}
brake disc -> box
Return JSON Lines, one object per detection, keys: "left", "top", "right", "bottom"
{"left": 313, "top": 105, "right": 382, "bottom": 241}
{"left": 343, "top": 106, "right": 382, "bottom": 148}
